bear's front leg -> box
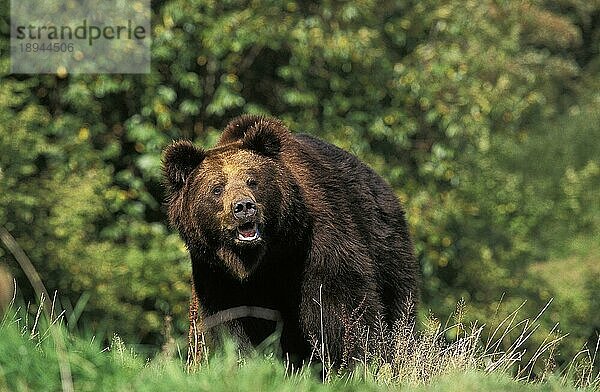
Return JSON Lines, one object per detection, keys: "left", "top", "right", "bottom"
{"left": 187, "top": 281, "right": 203, "bottom": 370}
{"left": 299, "top": 261, "right": 383, "bottom": 368}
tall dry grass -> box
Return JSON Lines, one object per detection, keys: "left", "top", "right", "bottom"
{"left": 304, "top": 298, "right": 599, "bottom": 389}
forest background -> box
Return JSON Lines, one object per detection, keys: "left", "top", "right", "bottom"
{"left": 0, "top": 0, "right": 599, "bottom": 365}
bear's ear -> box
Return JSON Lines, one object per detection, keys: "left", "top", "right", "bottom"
{"left": 220, "top": 115, "right": 287, "bottom": 158}
{"left": 162, "top": 140, "right": 205, "bottom": 192}
{"left": 220, "top": 114, "right": 265, "bottom": 144}
{"left": 240, "top": 120, "right": 283, "bottom": 157}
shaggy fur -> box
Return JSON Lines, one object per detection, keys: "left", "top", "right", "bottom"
{"left": 163, "top": 115, "right": 419, "bottom": 365}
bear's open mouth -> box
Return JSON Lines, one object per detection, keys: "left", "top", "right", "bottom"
{"left": 237, "top": 221, "right": 260, "bottom": 241}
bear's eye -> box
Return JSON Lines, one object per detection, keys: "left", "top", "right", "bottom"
{"left": 246, "top": 178, "right": 258, "bottom": 189}
{"left": 211, "top": 185, "right": 223, "bottom": 197}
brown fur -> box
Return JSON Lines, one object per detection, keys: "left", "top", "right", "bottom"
{"left": 163, "top": 115, "right": 419, "bottom": 366}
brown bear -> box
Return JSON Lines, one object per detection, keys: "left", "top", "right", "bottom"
{"left": 163, "top": 115, "right": 419, "bottom": 366}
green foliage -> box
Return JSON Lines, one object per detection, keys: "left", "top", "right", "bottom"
{"left": 0, "top": 0, "right": 599, "bottom": 363}
{"left": 526, "top": 234, "right": 600, "bottom": 362}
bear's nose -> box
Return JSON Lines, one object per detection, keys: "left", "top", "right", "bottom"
{"left": 233, "top": 198, "right": 256, "bottom": 219}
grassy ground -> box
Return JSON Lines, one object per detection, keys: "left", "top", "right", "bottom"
{"left": 0, "top": 322, "right": 583, "bottom": 392}
{"left": 0, "top": 302, "right": 597, "bottom": 392}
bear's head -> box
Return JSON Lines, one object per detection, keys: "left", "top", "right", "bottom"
{"left": 163, "top": 115, "right": 300, "bottom": 280}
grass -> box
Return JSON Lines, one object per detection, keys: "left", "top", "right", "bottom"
{"left": 0, "top": 295, "right": 598, "bottom": 392}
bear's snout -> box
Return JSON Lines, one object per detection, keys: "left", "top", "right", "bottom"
{"left": 232, "top": 198, "right": 257, "bottom": 220}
